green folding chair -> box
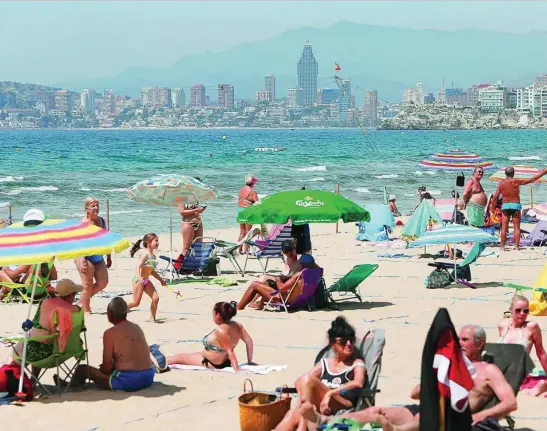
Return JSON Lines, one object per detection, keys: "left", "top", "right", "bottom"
{"left": 3, "top": 306, "right": 89, "bottom": 395}
{"left": 326, "top": 264, "right": 379, "bottom": 309}
{"left": 2, "top": 262, "right": 55, "bottom": 304}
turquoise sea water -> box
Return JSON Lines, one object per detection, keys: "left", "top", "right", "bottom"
{"left": 1, "top": 129, "right": 547, "bottom": 236}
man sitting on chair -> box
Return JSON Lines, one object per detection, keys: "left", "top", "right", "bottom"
{"left": 299, "top": 325, "right": 517, "bottom": 431}
{"left": 66, "top": 297, "right": 155, "bottom": 392}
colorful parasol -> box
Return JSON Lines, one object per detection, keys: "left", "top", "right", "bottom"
{"left": 419, "top": 150, "right": 494, "bottom": 171}
{"left": 489, "top": 165, "right": 547, "bottom": 208}
{"left": 429, "top": 150, "right": 484, "bottom": 162}
{"left": 410, "top": 224, "right": 497, "bottom": 247}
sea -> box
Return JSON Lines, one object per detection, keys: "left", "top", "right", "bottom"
{"left": 1, "top": 128, "right": 547, "bottom": 237}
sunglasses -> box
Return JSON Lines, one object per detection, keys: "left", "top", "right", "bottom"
{"left": 514, "top": 308, "right": 529, "bottom": 314}
{"left": 335, "top": 337, "right": 356, "bottom": 346}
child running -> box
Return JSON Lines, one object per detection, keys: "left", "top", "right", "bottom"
{"left": 128, "top": 233, "right": 166, "bottom": 322}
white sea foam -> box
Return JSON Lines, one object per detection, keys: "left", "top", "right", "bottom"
{"left": 428, "top": 190, "right": 442, "bottom": 196}
{"left": 374, "top": 174, "right": 398, "bottom": 179}
{"left": 404, "top": 193, "right": 415, "bottom": 197}
{"left": 304, "top": 177, "right": 325, "bottom": 182}
{"left": 1, "top": 185, "right": 58, "bottom": 196}
{"left": 353, "top": 187, "right": 371, "bottom": 193}
{"left": 425, "top": 171, "right": 437, "bottom": 175}
{"left": 257, "top": 193, "right": 268, "bottom": 199}
{"left": 0, "top": 176, "right": 24, "bottom": 182}
{"left": 68, "top": 208, "right": 152, "bottom": 218}
{"left": 103, "top": 188, "right": 127, "bottom": 192}
{"left": 508, "top": 156, "right": 541, "bottom": 161}
{"left": 295, "top": 165, "right": 327, "bottom": 172}
{"left": 79, "top": 187, "right": 91, "bottom": 191}
{"left": 414, "top": 171, "right": 423, "bottom": 176}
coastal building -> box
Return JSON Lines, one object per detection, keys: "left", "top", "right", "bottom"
{"left": 80, "top": 89, "right": 96, "bottom": 114}
{"left": 364, "top": 90, "right": 378, "bottom": 127}
{"left": 424, "top": 93, "right": 435, "bottom": 104}
{"left": 102, "top": 90, "right": 116, "bottom": 114}
{"left": 403, "top": 87, "right": 418, "bottom": 103}
{"left": 288, "top": 87, "right": 305, "bottom": 107}
{"left": 321, "top": 88, "right": 340, "bottom": 105}
{"left": 205, "top": 95, "right": 211, "bottom": 106}
{"left": 445, "top": 88, "right": 466, "bottom": 106}
{"left": 516, "top": 84, "right": 547, "bottom": 118}
{"left": 140, "top": 87, "right": 170, "bottom": 108}
{"left": 264, "top": 75, "right": 276, "bottom": 101}
{"left": 141, "top": 88, "right": 153, "bottom": 106}
{"left": 256, "top": 90, "right": 271, "bottom": 103}
{"left": 466, "top": 86, "right": 481, "bottom": 106}
{"left": 55, "top": 89, "right": 72, "bottom": 113}
{"left": 218, "top": 84, "right": 234, "bottom": 109}
{"left": 479, "top": 81, "right": 508, "bottom": 113}
{"left": 172, "top": 88, "right": 185, "bottom": 108}
{"left": 190, "top": 84, "right": 206, "bottom": 107}
{"left": 534, "top": 74, "right": 547, "bottom": 86}
{"left": 416, "top": 82, "right": 424, "bottom": 105}
{"left": 297, "top": 41, "right": 318, "bottom": 107}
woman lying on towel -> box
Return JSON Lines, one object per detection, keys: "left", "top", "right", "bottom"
{"left": 275, "top": 317, "right": 367, "bottom": 431}
{"left": 151, "top": 301, "right": 254, "bottom": 371}
{"left": 498, "top": 294, "right": 547, "bottom": 396}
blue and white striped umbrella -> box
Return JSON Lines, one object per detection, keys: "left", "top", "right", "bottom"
{"left": 411, "top": 224, "right": 497, "bottom": 247}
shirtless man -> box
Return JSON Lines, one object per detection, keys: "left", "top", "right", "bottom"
{"left": 463, "top": 166, "right": 487, "bottom": 227}
{"left": 66, "top": 297, "right": 155, "bottom": 391}
{"left": 491, "top": 166, "right": 547, "bottom": 250}
{"left": 299, "top": 325, "right": 517, "bottom": 431}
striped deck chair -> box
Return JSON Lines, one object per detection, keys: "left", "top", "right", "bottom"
{"left": 160, "top": 237, "right": 217, "bottom": 280}
{"left": 243, "top": 223, "right": 293, "bottom": 275}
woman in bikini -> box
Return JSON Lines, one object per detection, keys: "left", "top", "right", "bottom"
{"left": 151, "top": 301, "right": 254, "bottom": 371}
{"left": 127, "top": 233, "right": 165, "bottom": 322}
{"left": 179, "top": 177, "right": 206, "bottom": 258}
{"left": 275, "top": 317, "right": 367, "bottom": 431}
{"left": 75, "top": 197, "right": 112, "bottom": 313}
{"left": 237, "top": 175, "right": 259, "bottom": 253}
{"left": 498, "top": 294, "right": 547, "bottom": 396}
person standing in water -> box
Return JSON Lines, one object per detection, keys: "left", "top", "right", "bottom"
{"left": 463, "top": 166, "right": 487, "bottom": 227}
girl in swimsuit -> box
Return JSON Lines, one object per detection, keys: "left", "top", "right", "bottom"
{"left": 75, "top": 197, "right": 112, "bottom": 313}
{"left": 237, "top": 175, "right": 258, "bottom": 254}
{"left": 497, "top": 295, "right": 547, "bottom": 396}
{"left": 275, "top": 317, "right": 367, "bottom": 431}
{"left": 159, "top": 301, "right": 254, "bottom": 370}
{"left": 127, "top": 233, "right": 165, "bottom": 322}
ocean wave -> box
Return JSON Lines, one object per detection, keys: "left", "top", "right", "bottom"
{"left": 374, "top": 174, "right": 398, "bottom": 179}
{"left": 404, "top": 193, "right": 415, "bottom": 197}
{"left": 414, "top": 171, "right": 423, "bottom": 176}
{"left": 1, "top": 185, "right": 59, "bottom": 196}
{"left": 295, "top": 165, "right": 327, "bottom": 172}
{"left": 353, "top": 187, "right": 371, "bottom": 193}
{"left": 304, "top": 177, "right": 325, "bottom": 182}
{"left": 425, "top": 171, "right": 437, "bottom": 175}
{"left": 103, "top": 188, "right": 127, "bottom": 192}
{"left": 0, "top": 176, "right": 24, "bottom": 182}
{"left": 79, "top": 187, "right": 91, "bottom": 191}
{"left": 508, "top": 156, "right": 541, "bottom": 161}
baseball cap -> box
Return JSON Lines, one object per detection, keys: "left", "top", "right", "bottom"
{"left": 55, "top": 279, "right": 83, "bottom": 297}
{"left": 23, "top": 209, "right": 45, "bottom": 227}
{"left": 299, "top": 254, "right": 315, "bottom": 265}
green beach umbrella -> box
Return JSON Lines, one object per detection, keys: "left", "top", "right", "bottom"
{"left": 236, "top": 190, "right": 369, "bottom": 225}
{"left": 401, "top": 200, "right": 442, "bottom": 241}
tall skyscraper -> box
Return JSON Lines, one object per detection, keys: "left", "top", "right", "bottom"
{"left": 103, "top": 89, "right": 116, "bottom": 114}
{"left": 297, "top": 41, "right": 318, "bottom": 107}
{"left": 264, "top": 75, "right": 276, "bottom": 101}
{"left": 218, "top": 84, "right": 234, "bottom": 108}
{"left": 80, "top": 89, "right": 96, "bottom": 114}
{"left": 190, "top": 84, "right": 206, "bottom": 107}
{"left": 364, "top": 90, "right": 378, "bottom": 128}
{"left": 172, "top": 88, "right": 186, "bottom": 108}
{"left": 416, "top": 82, "right": 425, "bottom": 105}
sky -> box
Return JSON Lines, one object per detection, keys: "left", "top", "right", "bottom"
{"left": 1, "top": 1, "right": 547, "bottom": 85}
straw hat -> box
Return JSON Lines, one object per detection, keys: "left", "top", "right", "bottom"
{"left": 55, "top": 279, "right": 83, "bottom": 297}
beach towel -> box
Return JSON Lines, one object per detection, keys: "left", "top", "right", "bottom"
{"left": 51, "top": 307, "right": 73, "bottom": 353}
{"left": 207, "top": 276, "right": 238, "bottom": 287}
{"left": 169, "top": 363, "right": 286, "bottom": 375}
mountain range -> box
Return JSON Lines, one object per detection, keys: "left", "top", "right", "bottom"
{"left": 54, "top": 21, "right": 547, "bottom": 103}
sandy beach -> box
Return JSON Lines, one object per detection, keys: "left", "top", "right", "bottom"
{"left": 1, "top": 222, "right": 546, "bottom": 431}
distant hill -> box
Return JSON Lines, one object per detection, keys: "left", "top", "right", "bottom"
{"left": 54, "top": 21, "right": 547, "bottom": 102}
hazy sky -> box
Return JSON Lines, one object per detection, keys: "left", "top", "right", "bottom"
{"left": 2, "top": 1, "right": 547, "bottom": 85}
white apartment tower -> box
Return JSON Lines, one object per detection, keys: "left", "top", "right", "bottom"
{"left": 264, "top": 75, "right": 276, "bottom": 101}
{"left": 80, "top": 89, "right": 96, "bottom": 114}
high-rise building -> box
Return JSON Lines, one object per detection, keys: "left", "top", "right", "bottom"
{"left": 534, "top": 74, "right": 547, "bottom": 86}
{"left": 264, "top": 75, "right": 276, "bottom": 101}
{"left": 288, "top": 88, "right": 305, "bottom": 107}
{"left": 218, "top": 84, "right": 234, "bottom": 108}
{"left": 55, "top": 89, "right": 72, "bottom": 113}
{"left": 102, "top": 89, "right": 116, "bottom": 114}
{"left": 364, "top": 90, "right": 378, "bottom": 128}
{"left": 172, "top": 88, "right": 186, "bottom": 108}
{"left": 416, "top": 82, "right": 424, "bottom": 105}
{"left": 321, "top": 88, "right": 340, "bottom": 105}
{"left": 141, "top": 87, "right": 171, "bottom": 107}
{"left": 403, "top": 88, "right": 418, "bottom": 103}
{"left": 297, "top": 41, "right": 318, "bottom": 107}
{"left": 479, "top": 81, "right": 508, "bottom": 113}
{"left": 80, "top": 89, "right": 96, "bottom": 114}
{"left": 190, "top": 85, "right": 206, "bottom": 107}
{"left": 141, "top": 88, "right": 153, "bottom": 106}
{"left": 517, "top": 84, "right": 547, "bottom": 118}
{"left": 466, "top": 86, "right": 480, "bottom": 106}
{"left": 256, "top": 90, "right": 271, "bottom": 103}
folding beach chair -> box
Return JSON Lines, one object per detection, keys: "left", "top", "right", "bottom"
{"left": 325, "top": 264, "right": 379, "bottom": 309}
{"left": 1, "top": 262, "right": 55, "bottom": 304}
{"left": 427, "top": 242, "right": 485, "bottom": 288}
{"left": 243, "top": 223, "right": 293, "bottom": 275}
{"left": 213, "top": 239, "right": 244, "bottom": 276}
{"left": 264, "top": 267, "right": 323, "bottom": 313}
{"left": 277, "top": 328, "right": 385, "bottom": 411}
{"left": 2, "top": 306, "right": 89, "bottom": 396}
{"left": 160, "top": 237, "right": 217, "bottom": 279}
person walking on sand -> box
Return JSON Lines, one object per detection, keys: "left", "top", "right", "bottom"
{"left": 463, "top": 166, "right": 487, "bottom": 227}
{"left": 127, "top": 233, "right": 165, "bottom": 322}
{"left": 237, "top": 175, "right": 259, "bottom": 254}
{"left": 75, "top": 198, "right": 111, "bottom": 314}
{"left": 491, "top": 166, "right": 547, "bottom": 250}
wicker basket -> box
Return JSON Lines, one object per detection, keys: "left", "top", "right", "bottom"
{"left": 238, "top": 379, "right": 291, "bottom": 431}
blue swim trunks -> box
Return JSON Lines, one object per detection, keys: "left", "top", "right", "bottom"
{"left": 109, "top": 368, "right": 154, "bottom": 392}
{"left": 501, "top": 202, "right": 522, "bottom": 216}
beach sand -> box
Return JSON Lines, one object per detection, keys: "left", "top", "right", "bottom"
{"left": 1, "top": 222, "right": 546, "bottom": 430}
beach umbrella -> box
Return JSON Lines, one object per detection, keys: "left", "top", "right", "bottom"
{"left": 429, "top": 149, "right": 484, "bottom": 163}
{"left": 126, "top": 175, "right": 216, "bottom": 272}
{"left": 0, "top": 218, "right": 130, "bottom": 396}
{"left": 419, "top": 150, "right": 494, "bottom": 171}
{"left": 489, "top": 165, "right": 547, "bottom": 208}
{"left": 236, "top": 189, "right": 369, "bottom": 225}
{"left": 401, "top": 200, "right": 442, "bottom": 241}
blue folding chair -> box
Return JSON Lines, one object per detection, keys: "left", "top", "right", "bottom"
{"left": 160, "top": 237, "right": 217, "bottom": 279}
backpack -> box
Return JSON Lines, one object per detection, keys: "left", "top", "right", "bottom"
{"left": 202, "top": 257, "right": 220, "bottom": 277}
{"left": 310, "top": 277, "right": 327, "bottom": 310}
{"left": 425, "top": 268, "right": 451, "bottom": 289}
{"left": 0, "top": 362, "right": 33, "bottom": 401}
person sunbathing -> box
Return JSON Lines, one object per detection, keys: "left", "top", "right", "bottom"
{"left": 63, "top": 297, "right": 155, "bottom": 392}
{"left": 275, "top": 317, "right": 366, "bottom": 431}
{"left": 498, "top": 294, "right": 547, "bottom": 396}
{"left": 237, "top": 254, "right": 316, "bottom": 311}
{"left": 299, "top": 325, "right": 516, "bottom": 431}
{"left": 150, "top": 301, "right": 254, "bottom": 371}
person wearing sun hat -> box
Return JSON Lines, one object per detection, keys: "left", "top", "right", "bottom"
{"left": 23, "top": 208, "right": 45, "bottom": 227}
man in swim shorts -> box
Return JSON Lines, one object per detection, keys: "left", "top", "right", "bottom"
{"left": 463, "top": 166, "right": 487, "bottom": 227}
{"left": 65, "top": 297, "right": 154, "bottom": 392}
{"left": 491, "top": 166, "right": 547, "bottom": 250}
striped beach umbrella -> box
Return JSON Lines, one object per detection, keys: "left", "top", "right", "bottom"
{"left": 429, "top": 150, "right": 484, "bottom": 163}
{"left": 411, "top": 224, "right": 497, "bottom": 247}
{"left": 489, "top": 165, "right": 547, "bottom": 208}
{"left": 419, "top": 150, "right": 494, "bottom": 171}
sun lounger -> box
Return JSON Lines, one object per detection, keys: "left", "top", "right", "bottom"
{"left": 160, "top": 237, "right": 217, "bottom": 279}
{"left": 427, "top": 242, "right": 485, "bottom": 288}
{"left": 213, "top": 239, "right": 244, "bottom": 276}
{"left": 325, "top": 264, "right": 379, "bottom": 309}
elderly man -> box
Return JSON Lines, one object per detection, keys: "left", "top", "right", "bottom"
{"left": 463, "top": 167, "right": 487, "bottom": 227}
{"left": 492, "top": 166, "right": 547, "bottom": 250}
{"left": 299, "top": 325, "right": 517, "bottom": 431}
{"left": 66, "top": 297, "right": 154, "bottom": 392}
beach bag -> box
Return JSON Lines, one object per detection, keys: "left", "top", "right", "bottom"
{"left": 238, "top": 379, "right": 291, "bottom": 431}
{"left": 202, "top": 257, "right": 220, "bottom": 276}
{"left": 425, "top": 268, "right": 451, "bottom": 289}
{"left": 0, "top": 362, "right": 33, "bottom": 401}
{"left": 310, "top": 277, "right": 327, "bottom": 310}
